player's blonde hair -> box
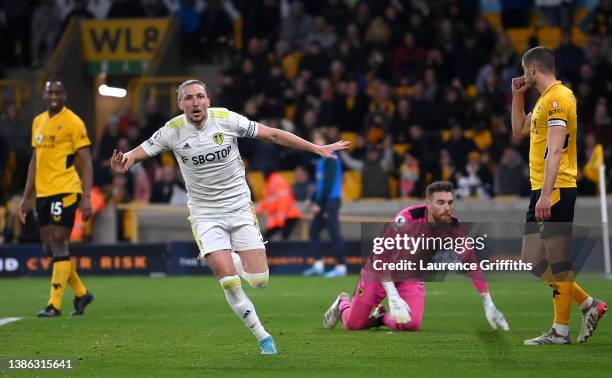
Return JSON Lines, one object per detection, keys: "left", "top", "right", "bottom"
{"left": 177, "top": 79, "right": 208, "bottom": 102}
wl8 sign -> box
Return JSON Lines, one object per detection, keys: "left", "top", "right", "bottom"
{"left": 80, "top": 18, "right": 170, "bottom": 74}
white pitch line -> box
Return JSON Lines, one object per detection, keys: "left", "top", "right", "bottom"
{"left": 0, "top": 317, "right": 23, "bottom": 327}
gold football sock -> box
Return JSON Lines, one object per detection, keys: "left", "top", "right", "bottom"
{"left": 68, "top": 260, "right": 88, "bottom": 297}
{"left": 48, "top": 259, "right": 71, "bottom": 310}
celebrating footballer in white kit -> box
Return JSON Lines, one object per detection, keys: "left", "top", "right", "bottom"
{"left": 111, "top": 79, "right": 350, "bottom": 355}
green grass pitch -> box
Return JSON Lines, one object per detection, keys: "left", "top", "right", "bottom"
{"left": 1, "top": 275, "right": 611, "bottom": 377}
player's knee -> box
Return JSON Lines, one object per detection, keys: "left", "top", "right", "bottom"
{"left": 49, "top": 238, "right": 69, "bottom": 258}
{"left": 395, "top": 320, "right": 421, "bottom": 332}
{"left": 219, "top": 275, "right": 242, "bottom": 292}
{"left": 244, "top": 270, "right": 269, "bottom": 289}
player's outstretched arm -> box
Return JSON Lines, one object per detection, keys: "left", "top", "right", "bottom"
{"left": 110, "top": 146, "right": 150, "bottom": 173}
{"left": 256, "top": 124, "right": 350, "bottom": 159}
{"left": 511, "top": 76, "right": 531, "bottom": 139}
{"left": 481, "top": 292, "right": 510, "bottom": 331}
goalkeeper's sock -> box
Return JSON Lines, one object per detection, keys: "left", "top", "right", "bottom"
{"left": 573, "top": 282, "right": 590, "bottom": 307}
{"left": 48, "top": 258, "right": 72, "bottom": 310}
{"left": 68, "top": 260, "right": 88, "bottom": 297}
{"left": 219, "top": 275, "right": 270, "bottom": 341}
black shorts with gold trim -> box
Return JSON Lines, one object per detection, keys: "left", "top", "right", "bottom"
{"left": 524, "top": 187, "right": 576, "bottom": 238}
{"left": 35, "top": 193, "right": 81, "bottom": 228}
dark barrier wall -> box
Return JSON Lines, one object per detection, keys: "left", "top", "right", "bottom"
{"left": 0, "top": 240, "right": 605, "bottom": 277}
{"left": 0, "top": 244, "right": 167, "bottom": 277}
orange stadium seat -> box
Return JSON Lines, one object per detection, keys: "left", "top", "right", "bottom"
{"left": 277, "top": 170, "right": 295, "bottom": 185}
{"left": 247, "top": 171, "right": 265, "bottom": 201}
{"left": 342, "top": 171, "right": 361, "bottom": 201}
{"left": 340, "top": 132, "right": 357, "bottom": 152}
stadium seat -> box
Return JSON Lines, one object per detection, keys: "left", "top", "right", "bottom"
{"left": 507, "top": 26, "right": 588, "bottom": 52}
{"left": 342, "top": 171, "right": 362, "bottom": 201}
{"left": 388, "top": 176, "right": 398, "bottom": 198}
{"left": 340, "top": 132, "right": 358, "bottom": 152}
{"left": 247, "top": 171, "right": 265, "bottom": 201}
{"left": 277, "top": 171, "right": 295, "bottom": 185}
{"left": 393, "top": 143, "right": 410, "bottom": 156}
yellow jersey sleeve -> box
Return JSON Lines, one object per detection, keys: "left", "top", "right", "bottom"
{"left": 70, "top": 115, "right": 91, "bottom": 150}
{"left": 545, "top": 96, "right": 570, "bottom": 128}
{"left": 31, "top": 114, "right": 42, "bottom": 148}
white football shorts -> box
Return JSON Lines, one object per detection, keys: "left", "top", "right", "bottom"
{"left": 189, "top": 203, "right": 265, "bottom": 259}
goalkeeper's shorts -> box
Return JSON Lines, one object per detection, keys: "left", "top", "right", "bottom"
{"left": 189, "top": 202, "right": 266, "bottom": 258}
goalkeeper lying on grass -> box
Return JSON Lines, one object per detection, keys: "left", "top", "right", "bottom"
{"left": 323, "top": 181, "right": 510, "bottom": 332}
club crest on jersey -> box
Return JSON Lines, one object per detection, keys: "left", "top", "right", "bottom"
{"left": 213, "top": 132, "right": 224, "bottom": 145}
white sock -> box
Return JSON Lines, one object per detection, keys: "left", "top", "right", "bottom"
{"left": 553, "top": 323, "right": 569, "bottom": 337}
{"left": 231, "top": 252, "right": 245, "bottom": 279}
{"left": 579, "top": 296, "right": 593, "bottom": 311}
{"left": 313, "top": 260, "right": 324, "bottom": 272}
{"left": 219, "top": 275, "right": 270, "bottom": 341}
{"left": 335, "top": 264, "right": 347, "bottom": 273}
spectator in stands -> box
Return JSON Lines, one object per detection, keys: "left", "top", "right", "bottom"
{"left": 200, "top": 0, "right": 233, "bottom": 63}
{"left": 588, "top": 0, "right": 611, "bottom": 36}
{"left": 333, "top": 80, "right": 369, "bottom": 132}
{"left": 536, "top": 0, "right": 573, "bottom": 28}
{"left": 143, "top": 0, "right": 169, "bottom": 18}
{"left": 105, "top": 173, "right": 131, "bottom": 205}
{"left": 306, "top": 16, "right": 337, "bottom": 50}
{"left": 494, "top": 147, "right": 528, "bottom": 196}
{"left": 292, "top": 165, "right": 314, "bottom": 201}
{"left": 303, "top": 130, "right": 345, "bottom": 278}
{"left": 256, "top": 169, "right": 301, "bottom": 240}
{"left": 0, "top": 133, "right": 8, "bottom": 199}
{"left": 501, "top": 0, "right": 532, "bottom": 28}
{"left": 2, "top": 0, "right": 32, "bottom": 66}
{"left": 59, "top": 0, "right": 94, "bottom": 39}
{"left": 456, "top": 151, "right": 492, "bottom": 198}
{"left": 390, "top": 98, "right": 415, "bottom": 142}
{"left": 151, "top": 165, "right": 183, "bottom": 203}
{"left": 281, "top": 1, "right": 313, "bottom": 50}
{"left": 579, "top": 133, "right": 603, "bottom": 195}
{"left": 249, "top": 0, "right": 280, "bottom": 43}
{"left": 444, "top": 124, "right": 477, "bottom": 168}
{"left": 554, "top": 30, "right": 585, "bottom": 86}
{"left": 340, "top": 137, "right": 394, "bottom": 198}
{"left": 0, "top": 102, "right": 29, "bottom": 161}
{"left": 31, "top": 0, "right": 62, "bottom": 68}
{"left": 589, "top": 98, "right": 612, "bottom": 149}
{"left": 437, "top": 87, "right": 465, "bottom": 129}
{"left": 247, "top": 119, "right": 281, "bottom": 172}
{"left": 175, "top": 0, "right": 202, "bottom": 62}
{"left": 432, "top": 148, "right": 457, "bottom": 185}
{"left": 400, "top": 152, "right": 420, "bottom": 197}
{"left": 107, "top": 0, "right": 145, "bottom": 18}
{"left": 143, "top": 99, "right": 168, "bottom": 140}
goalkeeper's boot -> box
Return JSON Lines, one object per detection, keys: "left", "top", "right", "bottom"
{"left": 37, "top": 305, "right": 61, "bottom": 317}
{"left": 260, "top": 336, "right": 278, "bottom": 355}
{"left": 71, "top": 292, "right": 94, "bottom": 316}
{"left": 524, "top": 328, "right": 570, "bottom": 345}
{"left": 323, "top": 292, "right": 349, "bottom": 329}
{"left": 324, "top": 265, "right": 347, "bottom": 278}
{"left": 577, "top": 298, "right": 607, "bottom": 343}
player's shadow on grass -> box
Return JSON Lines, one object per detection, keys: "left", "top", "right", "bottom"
{"left": 475, "top": 329, "right": 516, "bottom": 363}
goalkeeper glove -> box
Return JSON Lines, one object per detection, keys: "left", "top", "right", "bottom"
{"left": 382, "top": 281, "right": 411, "bottom": 324}
{"left": 482, "top": 293, "right": 510, "bottom": 331}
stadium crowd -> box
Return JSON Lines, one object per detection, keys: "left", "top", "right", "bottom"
{"left": 1, "top": 0, "right": 611, "bottom": 242}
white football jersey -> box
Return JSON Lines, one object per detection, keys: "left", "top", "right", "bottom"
{"left": 140, "top": 107, "right": 258, "bottom": 212}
